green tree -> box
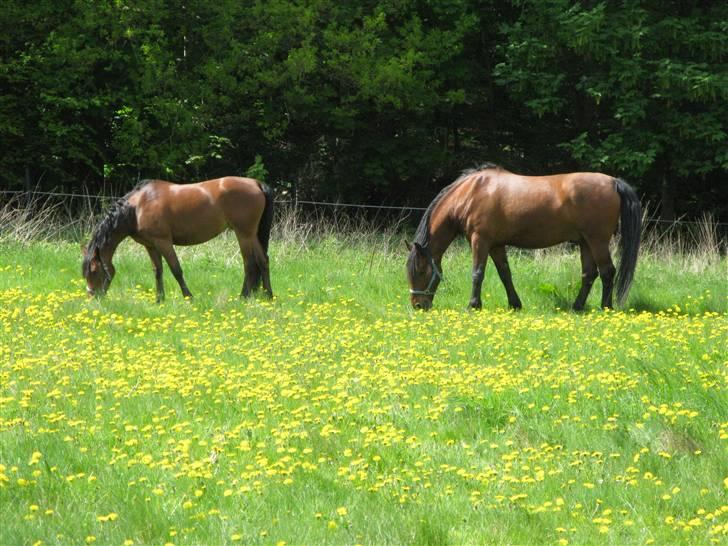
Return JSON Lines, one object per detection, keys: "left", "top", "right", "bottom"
{"left": 493, "top": 0, "right": 728, "bottom": 219}
{"left": 1, "top": 1, "right": 725, "bottom": 221}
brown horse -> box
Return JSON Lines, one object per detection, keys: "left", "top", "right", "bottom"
{"left": 406, "top": 163, "right": 641, "bottom": 311}
{"left": 82, "top": 176, "right": 273, "bottom": 302}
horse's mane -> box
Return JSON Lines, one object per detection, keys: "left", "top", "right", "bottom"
{"left": 412, "top": 162, "right": 500, "bottom": 248}
{"left": 82, "top": 180, "right": 148, "bottom": 275}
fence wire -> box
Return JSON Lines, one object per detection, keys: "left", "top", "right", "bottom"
{"left": 0, "top": 188, "right": 725, "bottom": 227}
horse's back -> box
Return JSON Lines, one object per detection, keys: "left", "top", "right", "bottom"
{"left": 490, "top": 170, "right": 615, "bottom": 204}
{"left": 132, "top": 177, "right": 262, "bottom": 201}
{"left": 461, "top": 169, "right": 620, "bottom": 247}
{"left": 559, "top": 172, "right": 618, "bottom": 207}
{"left": 129, "top": 177, "right": 265, "bottom": 245}
{"left": 557, "top": 173, "right": 620, "bottom": 236}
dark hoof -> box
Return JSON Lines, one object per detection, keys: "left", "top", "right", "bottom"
{"left": 468, "top": 299, "right": 482, "bottom": 310}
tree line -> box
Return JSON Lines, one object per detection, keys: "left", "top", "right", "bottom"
{"left": 1, "top": 1, "right": 726, "bottom": 221}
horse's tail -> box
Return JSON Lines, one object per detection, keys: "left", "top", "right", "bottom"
{"left": 614, "top": 178, "right": 641, "bottom": 306}
{"left": 256, "top": 181, "right": 274, "bottom": 255}
{"left": 248, "top": 180, "right": 274, "bottom": 291}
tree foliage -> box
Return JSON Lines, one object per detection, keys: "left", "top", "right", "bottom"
{"left": 0, "top": 1, "right": 725, "bottom": 219}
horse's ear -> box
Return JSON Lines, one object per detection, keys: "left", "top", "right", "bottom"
{"left": 404, "top": 240, "right": 412, "bottom": 252}
{"left": 81, "top": 244, "right": 87, "bottom": 257}
{"left": 89, "top": 247, "right": 101, "bottom": 270}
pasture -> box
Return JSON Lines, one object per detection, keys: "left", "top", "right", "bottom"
{"left": 0, "top": 216, "right": 726, "bottom": 545}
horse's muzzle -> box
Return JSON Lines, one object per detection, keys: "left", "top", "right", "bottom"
{"left": 412, "top": 298, "right": 432, "bottom": 311}
{"left": 86, "top": 287, "right": 105, "bottom": 298}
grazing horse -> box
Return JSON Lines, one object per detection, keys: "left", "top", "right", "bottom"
{"left": 82, "top": 177, "right": 273, "bottom": 302}
{"left": 406, "top": 163, "right": 641, "bottom": 311}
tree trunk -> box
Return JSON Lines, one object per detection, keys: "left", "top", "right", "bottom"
{"left": 660, "top": 176, "right": 676, "bottom": 223}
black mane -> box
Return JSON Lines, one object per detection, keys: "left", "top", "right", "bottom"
{"left": 412, "top": 162, "right": 500, "bottom": 247}
{"left": 82, "top": 181, "right": 148, "bottom": 276}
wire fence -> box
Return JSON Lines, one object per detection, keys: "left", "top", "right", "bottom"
{"left": 0, "top": 188, "right": 725, "bottom": 228}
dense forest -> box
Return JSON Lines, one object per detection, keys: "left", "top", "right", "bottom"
{"left": 1, "top": 1, "right": 726, "bottom": 220}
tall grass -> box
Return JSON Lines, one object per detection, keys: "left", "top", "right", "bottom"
{"left": 1, "top": 196, "right": 725, "bottom": 313}
{"left": 640, "top": 211, "right": 724, "bottom": 270}
{"left": 0, "top": 193, "right": 98, "bottom": 244}
{"left": 2, "top": 194, "right": 724, "bottom": 258}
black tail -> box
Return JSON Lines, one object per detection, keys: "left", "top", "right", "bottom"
{"left": 614, "top": 178, "right": 641, "bottom": 306}
{"left": 257, "top": 181, "right": 274, "bottom": 255}
{"left": 247, "top": 180, "right": 274, "bottom": 291}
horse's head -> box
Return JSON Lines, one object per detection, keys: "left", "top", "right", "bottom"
{"left": 81, "top": 245, "right": 114, "bottom": 297}
{"left": 405, "top": 241, "right": 442, "bottom": 310}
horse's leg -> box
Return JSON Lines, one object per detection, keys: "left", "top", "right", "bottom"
{"left": 144, "top": 245, "right": 165, "bottom": 303}
{"left": 489, "top": 246, "right": 522, "bottom": 309}
{"left": 254, "top": 239, "right": 273, "bottom": 298}
{"left": 234, "top": 233, "right": 257, "bottom": 298}
{"left": 235, "top": 231, "right": 272, "bottom": 298}
{"left": 157, "top": 242, "right": 193, "bottom": 299}
{"left": 261, "top": 262, "right": 272, "bottom": 297}
{"left": 588, "top": 239, "right": 616, "bottom": 309}
{"left": 572, "top": 241, "right": 598, "bottom": 311}
{"left": 469, "top": 234, "right": 489, "bottom": 309}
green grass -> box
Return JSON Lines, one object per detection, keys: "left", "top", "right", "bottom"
{"left": 0, "top": 231, "right": 726, "bottom": 546}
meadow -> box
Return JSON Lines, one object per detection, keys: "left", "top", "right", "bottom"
{"left": 0, "top": 207, "right": 726, "bottom": 545}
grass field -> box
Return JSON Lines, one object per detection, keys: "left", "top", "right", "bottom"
{"left": 0, "top": 215, "right": 726, "bottom": 545}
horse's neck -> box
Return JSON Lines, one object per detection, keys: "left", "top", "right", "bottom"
{"left": 428, "top": 220, "right": 459, "bottom": 263}
{"left": 427, "top": 188, "right": 465, "bottom": 262}
{"left": 97, "top": 228, "right": 129, "bottom": 264}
